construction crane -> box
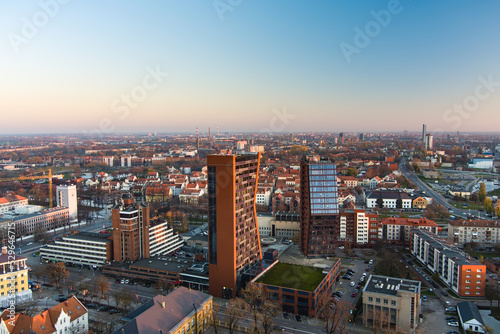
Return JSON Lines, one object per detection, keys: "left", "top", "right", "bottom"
{"left": 0, "top": 169, "right": 53, "bottom": 208}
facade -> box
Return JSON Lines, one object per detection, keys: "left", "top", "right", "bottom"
{"left": 425, "top": 134, "right": 433, "bottom": 150}
{"left": 56, "top": 185, "right": 78, "bottom": 221}
{"left": 40, "top": 232, "right": 113, "bottom": 268}
{"left": 0, "top": 194, "right": 28, "bottom": 214}
{"left": 149, "top": 221, "right": 184, "bottom": 256}
{"left": 422, "top": 169, "right": 438, "bottom": 179}
{"left": 411, "top": 229, "right": 486, "bottom": 297}
{"left": 380, "top": 217, "right": 438, "bottom": 246}
{"left": 5, "top": 207, "right": 69, "bottom": 238}
{"left": 362, "top": 275, "right": 421, "bottom": 332}
{"left": 112, "top": 287, "right": 212, "bottom": 334}
{"left": 457, "top": 301, "right": 486, "bottom": 333}
{"left": 338, "top": 209, "right": 379, "bottom": 246}
{"left": 253, "top": 259, "right": 341, "bottom": 317}
{"left": 111, "top": 197, "right": 151, "bottom": 262}
{"left": 0, "top": 247, "right": 32, "bottom": 308}
{"left": 468, "top": 158, "right": 494, "bottom": 170}
{"left": 300, "top": 156, "right": 339, "bottom": 257}
{"left": 448, "top": 220, "right": 500, "bottom": 246}
{"left": 207, "top": 154, "right": 262, "bottom": 299}
{"left": 0, "top": 296, "right": 88, "bottom": 334}
{"left": 366, "top": 190, "right": 412, "bottom": 209}
{"left": 272, "top": 212, "right": 300, "bottom": 238}
{"left": 412, "top": 197, "right": 428, "bottom": 209}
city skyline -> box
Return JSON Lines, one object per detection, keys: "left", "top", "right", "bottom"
{"left": 1, "top": 1, "right": 500, "bottom": 134}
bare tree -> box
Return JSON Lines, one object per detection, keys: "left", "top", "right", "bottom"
{"left": 155, "top": 277, "right": 174, "bottom": 294}
{"left": 209, "top": 302, "right": 222, "bottom": 334}
{"left": 226, "top": 298, "right": 245, "bottom": 334}
{"left": 315, "top": 291, "right": 351, "bottom": 334}
{"left": 31, "top": 264, "right": 44, "bottom": 283}
{"left": 113, "top": 287, "right": 134, "bottom": 315}
{"left": 241, "top": 283, "right": 267, "bottom": 333}
{"left": 93, "top": 275, "right": 111, "bottom": 300}
{"left": 257, "top": 300, "right": 279, "bottom": 334}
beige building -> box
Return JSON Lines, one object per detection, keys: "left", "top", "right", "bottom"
{"left": 448, "top": 220, "right": 500, "bottom": 246}
{"left": 362, "top": 275, "right": 421, "bottom": 332}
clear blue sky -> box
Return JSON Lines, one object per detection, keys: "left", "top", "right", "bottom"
{"left": 1, "top": 1, "right": 500, "bottom": 135}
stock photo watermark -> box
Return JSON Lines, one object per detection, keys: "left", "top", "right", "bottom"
{"left": 82, "top": 65, "right": 168, "bottom": 136}
{"left": 442, "top": 74, "right": 500, "bottom": 131}
{"left": 339, "top": 0, "right": 406, "bottom": 64}
{"left": 260, "top": 107, "right": 296, "bottom": 134}
{"left": 6, "top": 221, "right": 17, "bottom": 324}
{"left": 213, "top": 0, "right": 243, "bottom": 21}
{"left": 8, "top": 0, "right": 71, "bottom": 53}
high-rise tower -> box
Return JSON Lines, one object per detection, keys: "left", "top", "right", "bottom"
{"left": 207, "top": 153, "right": 262, "bottom": 298}
{"left": 300, "top": 156, "right": 339, "bottom": 257}
{"left": 422, "top": 124, "right": 427, "bottom": 144}
{"left": 56, "top": 185, "right": 77, "bottom": 221}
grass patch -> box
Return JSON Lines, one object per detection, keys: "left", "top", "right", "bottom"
{"left": 488, "top": 188, "right": 500, "bottom": 197}
{"left": 256, "top": 262, "right": 326, "bottom": 292}
{"left": 467, "top": 251, "right": 500, "bottom": 259}
{"left": 421, "top": 289, "right": 437, "bottom": 297}
{"left": 449, "top": 200, "right": 483, "bottom": 211}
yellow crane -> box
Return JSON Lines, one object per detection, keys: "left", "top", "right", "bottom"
{"left": 0, "top": 169, "right": 53, "bottom": 208}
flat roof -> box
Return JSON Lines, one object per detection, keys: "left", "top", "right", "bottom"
{"left": 131, "top": 258, "right": 191, "bottom": 273}
{"left": 412, "top": 229, "right": 482, "bottom": 266}
{"left": 64, "top": 232, "right": 111, "bottom": 243}
{"left": 255, "top": 262, "right": 326, "bottom": 292}
{"left": 364, "top": 274, "right": 421, "bottom": 296}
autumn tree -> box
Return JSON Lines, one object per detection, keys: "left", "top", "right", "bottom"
{"left": 478, "top": 182, "right": 487, "bottom": 203}
{"left": 31, "top": 264, "right": 44, "bottom": 283}
{"left": 484, "top": 197, "right": 493, "bottom": 214}
{"left": 44, "top": 262, "right": 70, "bottom": 288}
{"left": 93, "top": 275, "right": 111, "bottom": 300}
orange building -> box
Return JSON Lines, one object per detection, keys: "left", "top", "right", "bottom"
{"left": 111, "top": 194, "right": 150, "bottom": 262}
{"left": 207, "top": 154, "right": 262, "bottom": 299}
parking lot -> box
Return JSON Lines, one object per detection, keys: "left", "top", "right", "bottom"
{"left": 333, "top": 258, "right": 372, "bottom": 306}
{"left": 417, "top": 297, "right": 455, "bottom": 334}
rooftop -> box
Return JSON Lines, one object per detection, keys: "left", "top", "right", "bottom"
{"left": 364, "top": 274, "right": 421, "bottom": 296}
{"left": 412, "top": 229, "right": 482, "bottom": 266}
{"left": 64, "top": 231, "right": 112, "bottom": 243}
{"left": 255, "top": 262, "right": 326, "bottom": 292}
{"left": 449, "top": 219, "right": 500, "bottom": 228}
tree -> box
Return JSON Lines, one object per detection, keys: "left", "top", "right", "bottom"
{"left": 33, "top": 226, "right": 50, "bottom": 244}
{"left": 257, "top": 300, "right": 279, "bottom": 334}
{"left": 44, "top": 262, "right": 70, "bottom": 288}
{"left": 226, "top": 298, "right": 245, "bottom": 334}
{"left": 155, "top": 278, "right": 174, "bottom": 294}
{"left": 209, "top": 303, "right": 222, "bottom": 334}
{"left": 485, "top": 283, "right": 498, "bottom": 310}
{"left": 240, "top": 283, "right": 267, "bottom": 333}
{"left": 316, "top": 291, "right": 351, "bottom": 334}
{"left": 478, "top": 182, "right": 487, "bottom": 203}
{"left": 31, "top": 264, "right": 44, "bottom": 282}
{"left": 113, "top": 287, "right": 135, "bottom": 315}
{"left": 93, "top": 275, "right": 111, "bottom": 300}
{"left": 484, "top": 197, "right": 493, "bottom": 214}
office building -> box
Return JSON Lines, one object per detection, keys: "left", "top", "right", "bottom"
{"left": 112, "top": 287, "right": 212, "bottom": 334}
{"left": 207, "top": 154, "right": 262, "bottom": 299}
{"left": 448, "top": 219, "right": 500, "bottom": 246}
{"left": 362, "top": 275, "right": 421, "bottom": 332}
{"left": 111, "top": 195, "right": 150, "bottom": 262}
{"left": 56, "top": 185, "right": 78, "bottom": 221}
{"left": 300, "top": 156, "right": 339, "bottom": 256}
{"left": 0, "top": 246, "right": 32, "bottom": 308}
{"left": 366, "top": 190, "right": 412, "bottom": 210}
{"left": 0, "top": 296, "right": 88, "bottom": 334}
{"left": 40, "top": 232, "right": 113, "bottom": 268}
{"left": 0, "top": 207, "right": 69, "bottom": 238}
{"left": 411, "top": 229, "right": 486, "bottom": 297}
{"left": 0, "top": 193, "right": 28, "bottom": 214}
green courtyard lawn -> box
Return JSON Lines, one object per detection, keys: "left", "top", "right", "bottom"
{"left": 256, "top": 262, "right": 326, "bottom": 292}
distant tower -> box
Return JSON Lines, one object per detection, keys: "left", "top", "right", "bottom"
{"left": 425, "top": 134, "right": 433, "bottom": 150}
{"left": 359, "top": 133, "right": 365, "bottom": 141}
{"left": 208, "top": 127, "right": 211, "bottom": 140}
{"left": 217, "top": 126, "right": 219, "bottom": 138}
{"left": 56, "top": 185, "right": 77, "bottom": 221}
{"left": 422, "top": 124, "right": 427, "bottom": 144}
{"left": 339, "top": 132, "right": 344, "bottom": 144}
{"left": 196, "top": 127, "right": 199, "bottom": 154}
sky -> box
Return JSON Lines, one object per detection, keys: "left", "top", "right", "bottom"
{"left": 1, "top": 0, "right": 500, "bottom": 135}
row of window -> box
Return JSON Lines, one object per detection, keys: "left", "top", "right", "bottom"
{"left": 367, "top": 296, "right": 397, "bottom": 305}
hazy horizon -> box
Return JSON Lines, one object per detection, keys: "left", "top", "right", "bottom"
{"left": 2, "top": 1, "right": 500, "bottom": 135}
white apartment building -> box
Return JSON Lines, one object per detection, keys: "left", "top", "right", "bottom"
{"left": 56, "top": 185, "right": 78, "bottom": 221}
{"left": 366, "top": 190, "right": 412, "bottom": 209}
{"left": 149, "top": 221, "right": 184, "bottom": 256}
{"left": 448, "top": 220, "right": 500, "bottom": 246}
{"left": 256, "top": 188, "right": 272, "bottom": 207}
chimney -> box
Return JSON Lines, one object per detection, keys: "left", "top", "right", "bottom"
{"left": 1, "top": 246, "right": 7, "bottom": 255}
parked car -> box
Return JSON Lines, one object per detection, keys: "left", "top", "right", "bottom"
{"left": 445, "top": 307, "right": 456, "bottom": 313}
{"left": 442, "top": 291, "right": 448, "bottom": 296}
{"left": 108, "top": 309, "right": 120, "bottom": 314}
{"left": 351, "top": 292, "right": 357, "bottom": 298}
{"left": 422, "top": 296, "right": 427, "bottom": 302}
{"left": 97, "top": 306, "right": 109, "bottom": 312}
{"left": 447, "top": 321, "right": 459, "bottom": 327}
{"left": 295, "top": 315, "right": 302, "bottom": 322}
{"left": 446, "top": 316, "right": 457, "bottom": 321}
{"left": 350, "top": 282, "right": 356, "bottom": 287}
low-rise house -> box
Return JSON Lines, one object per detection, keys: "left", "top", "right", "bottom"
{"left": 457, "top": 301, "right": 486, "bottom": 333}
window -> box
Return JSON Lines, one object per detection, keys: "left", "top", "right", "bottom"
{"left": 477, "top": 269, "right": 482, "bottom": 272}
{"left": 391, "top": 301, "right": 396, "bottom": 306}
{"left": 466, "top": 280, "right": 471, "bottom": 283}
{"left": 465, "top": 291, "right": 470, "bottom": 295}
{"left": 368, "top": 297, "right": 373, "bottom": 302}
{"left": 187, "top": 323, "right": 190, "bottom": 331}
{"left": 476, "top": 286, "right": 481, "bottom": 289}
{"left": 384, "top": 299, "right": 388, "bottom": 304}
{"left": 476, "top": 280, "right": 481, "bottom": 284}
{"left": 466, "top": 286, "right": 470, "bottom": 289}
{"left": 477, "top": 275, "right": 482, "bottom": 278}
{"left": 466, "top": 269, "right": 471, "bottom": 272}
{"left": 376, "top": 298, "right": 380, "bottom": 303}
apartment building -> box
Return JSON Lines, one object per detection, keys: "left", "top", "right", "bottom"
{"left": 3, "top": 207, "right": 69, "bottom": 237}
{"left": 380, "top": 217, "right": 438, "bottom": 246}
{"left": 56, "top": 185, "right": 78, "bottom": 221}
{"left": 448, "top": 220, "right": 500, "bottom": 246}
{"left": 411, "top": 229, "right": 486, "bottom": 297}
{"left": 0, "top": 247, "right": 32, "bottom": 308}
{"left": 362, "top": 275, "right": 421, "bottom": 332}
{"left": 149, "top": 221, "right": 184, "bottom": 256}
{"left": 339, "top": 209, "right": 379, "bottom": 246}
